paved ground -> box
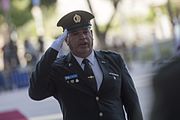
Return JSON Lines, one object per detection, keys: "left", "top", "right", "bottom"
{"left": 0, "top": 62, "right": 155, "bottom": 120}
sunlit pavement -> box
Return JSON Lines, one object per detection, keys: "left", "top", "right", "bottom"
{"left": 131, "top": 62, "right": 155, "bottom": 120}
{"left": 0, "top": 62, "right": 155, "bottom": 120}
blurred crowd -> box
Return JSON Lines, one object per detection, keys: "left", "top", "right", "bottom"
{"left": 0, "top": 35, "right": 45, "bottom": 92}
{"left": 0, "top": 33, "right": 141, "bottom": 93}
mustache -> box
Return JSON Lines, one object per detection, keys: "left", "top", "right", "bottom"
{"left": 79, "top": 37, "right": 88, "bottom": 40}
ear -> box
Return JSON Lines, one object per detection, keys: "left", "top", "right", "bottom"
{"left": 90, "top": 30, "right": 94, "bottom": 40}
{"left": 65, "top": 37, "right": 70, "bottom": 46}
{"left": 90, "top": 30, "right": 93, "bottom": 36}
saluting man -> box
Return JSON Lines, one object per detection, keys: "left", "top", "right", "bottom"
{"left": 29, "top": 10, "right": 143, "bottom": 120}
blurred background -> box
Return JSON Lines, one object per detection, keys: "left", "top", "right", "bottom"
{"left": 0, "top": 0, "right": 180, "bottom": 120}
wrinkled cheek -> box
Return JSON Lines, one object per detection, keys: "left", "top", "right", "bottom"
{"left": 68, "top": 44, "right": 77, "bottom": 53}
{"left": 71, "top": 45, "right": 81, "bottom": 52}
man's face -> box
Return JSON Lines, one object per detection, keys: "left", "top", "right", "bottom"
{"left": 66, "top": 28, "right": 93, "bottom": 58}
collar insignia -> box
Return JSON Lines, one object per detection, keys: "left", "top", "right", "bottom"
{"left": 101, "top": 61, "right": 106, "bottom": 64}
{"left": 68, "top": 63, "right": 72, "bottom": 67}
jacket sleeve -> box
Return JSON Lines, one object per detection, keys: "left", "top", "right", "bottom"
{"left": 28, "top": 48, "right": 58, "bottom": 100}
{"left": 117, "top": 55, "right": 143, "bottom": 120}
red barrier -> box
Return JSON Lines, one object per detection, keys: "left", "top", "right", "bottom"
{"left": 0, "top": 109, "right": 27, "bottom": 120}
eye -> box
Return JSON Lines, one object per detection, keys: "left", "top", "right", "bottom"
{"left": 83, "top": 30, "right": 89, "bottom": 34}
{"left": 71, "top": 32, "right": 79, "bottom": 36}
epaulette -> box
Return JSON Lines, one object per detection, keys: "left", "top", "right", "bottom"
{"left": 99, "top": 50, "right": 120, "bottom": 56}
{"left": 53, "top": 55, "right": 66, "bottom": 65}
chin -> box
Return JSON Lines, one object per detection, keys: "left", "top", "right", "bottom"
{"left": 80, "top": 47, "right": 90, "bottom": 52}
{"left": 78, "top": 49, "right": 92, "bottom": 57}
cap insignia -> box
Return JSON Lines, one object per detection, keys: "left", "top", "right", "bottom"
{"left": 73, "top": 14, "right": 81, "bottom": 23}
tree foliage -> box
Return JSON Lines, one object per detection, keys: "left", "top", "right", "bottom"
{"left": 86, "top": 0, "right": 122, "bottom": 49}
{"left": 0, "top": 0, "right": 57, "bottom": 28}
{"left": 29, "top": 0, "right": 57, "bottom": 8}
{"left": 10, "top": 0, "right": 32, "bottom": 27}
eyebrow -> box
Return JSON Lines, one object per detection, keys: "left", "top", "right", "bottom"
{"left": 68, "top": 27, "right": 91, "bottom": 34}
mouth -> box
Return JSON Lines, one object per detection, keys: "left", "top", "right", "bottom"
{"left": 79, "top": 42, "right": 89, "bottom": 48}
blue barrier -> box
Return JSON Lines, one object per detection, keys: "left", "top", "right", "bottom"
{"left": 0, "top": 72, "right": 5, "bottom": 89}
{"left": 10, "top": 70, "right": 29, "bottom": 88}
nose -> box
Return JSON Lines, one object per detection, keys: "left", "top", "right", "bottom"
{"left": 79, "top": 32, "right": 86, "bottom": 39}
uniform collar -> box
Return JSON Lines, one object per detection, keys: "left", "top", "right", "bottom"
{"left": 72, "top": 50, "right": 95, "bottom": 66}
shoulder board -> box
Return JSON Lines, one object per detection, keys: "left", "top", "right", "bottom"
{"left": 99, "top": 50, "right": 119, "bottom": 55}
{"left": 53, "top": 55, "right": 66, "bottom": 64}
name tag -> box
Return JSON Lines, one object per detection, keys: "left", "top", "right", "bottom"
{"left": 64, "top": 74, "right": 79, "bottom": 83}
{"left": 65, "top": 74, "right": 78, "bottom": 80}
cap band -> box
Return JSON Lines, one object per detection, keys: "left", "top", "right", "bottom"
{"left": 67, "top": 23, "right": 92, "bottom": 32}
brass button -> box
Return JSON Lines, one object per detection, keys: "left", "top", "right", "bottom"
{"left": 99, "top": 112, "right": 103, "bottom": 117}
{"left": 96, "top": 96, "right": 99, "bottom": 101}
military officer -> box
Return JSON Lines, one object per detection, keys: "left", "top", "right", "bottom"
{"left": 29, "top": 10, "right": 143, "bottom": 120}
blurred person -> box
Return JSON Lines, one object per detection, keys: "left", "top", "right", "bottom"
{"left": 120, "top": 41, "right": 131, "bottom": 70}
{"left": 2, "top": 39, "right": 20, "bottom": 71}
{"left": 0, "top": 71, "right": 5, "bottom": 91}
{"left": 150, "top": 57, "right": 180, "bottom": 120}
{"left": 37, "top": 35, "right": 45, "bottom": 58}
{"left": 1, "top": 39, "right": 20, "bottom": 90}
{"left": 131, "top": 42, "right": 138, "bottom": 61}
{"left": 29, "top": 10, "right": 143, "bottom": 120}
{"left": 24, "top": 38, "right": 38, "bottom": 67}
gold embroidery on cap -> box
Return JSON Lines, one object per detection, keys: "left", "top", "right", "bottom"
{"left": 73, "top": 14, "right": 81, "bottom": 23}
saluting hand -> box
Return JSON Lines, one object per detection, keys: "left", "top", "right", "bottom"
{"left": 51, "top": 29, "right": 68, "bottom": 51}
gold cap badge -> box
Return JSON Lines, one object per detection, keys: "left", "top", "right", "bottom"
{"left": 73, "top": 14, "right": 81, "bottom": 23}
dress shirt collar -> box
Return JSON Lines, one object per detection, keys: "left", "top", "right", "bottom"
{"left": 72, "top": 50, "right": 95, "bottom": 66}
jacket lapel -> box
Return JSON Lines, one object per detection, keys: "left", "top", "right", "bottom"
{"left": 95, "top": 51, "right": 112, "bottom": 93}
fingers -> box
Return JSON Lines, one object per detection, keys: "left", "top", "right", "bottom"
{"left": 58, "top": 29, "right": 68, "bottom": 42}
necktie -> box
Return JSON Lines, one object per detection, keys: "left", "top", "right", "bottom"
{"left": 82, "top": 59, "right": 97, "bottom": 91}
